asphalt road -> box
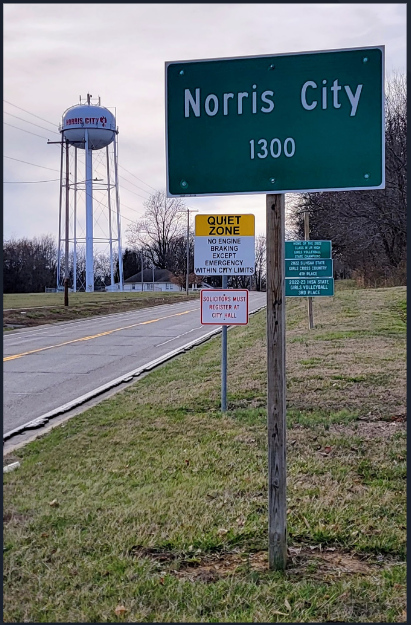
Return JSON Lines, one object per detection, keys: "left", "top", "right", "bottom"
{"left": 4, "top": 293, "right": 266, "bottom": 437}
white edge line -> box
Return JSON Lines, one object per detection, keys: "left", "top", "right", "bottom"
{"left": 3, "top": 304, "right": 266, "bottom": 442}
{"left": 3, "top": 461, "right": 20, "bottom": 473}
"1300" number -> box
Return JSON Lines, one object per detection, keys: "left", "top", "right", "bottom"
{"left": 249, "top": 137, "right": 296, "bottom": 160}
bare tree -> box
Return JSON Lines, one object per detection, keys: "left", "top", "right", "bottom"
{"left": 126, "top": 190, "right": 187, "bottom": 269}
{"left": 254, "top": 233, "right": 266, "bottom": 291}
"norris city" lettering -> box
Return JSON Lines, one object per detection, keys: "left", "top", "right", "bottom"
{"left": 184, "top": 79, "right": 363, "bottom": 118}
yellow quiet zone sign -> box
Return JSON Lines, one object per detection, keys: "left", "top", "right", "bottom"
{"left": 195, "top": 214, "right": 255, "bottom": 237}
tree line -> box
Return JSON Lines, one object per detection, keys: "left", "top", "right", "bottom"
{"left": 3, "top": 190, "right": 268, "bottom": 293}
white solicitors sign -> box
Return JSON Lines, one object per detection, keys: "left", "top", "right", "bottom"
{"left": 194, "top": 214, "right": 255, "bottom": 276}
{"left": 201, "top": 289, "right": 249, "bottom": 325}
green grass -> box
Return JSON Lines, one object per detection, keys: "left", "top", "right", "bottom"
{"left": 334, "top": 279, "right": 358, "bottom": 291}
{"left": 3, "top": 286, "right": 406, "bottom": 622}
{"left": 390, "top": 296, "right": 406, "bottom": 323}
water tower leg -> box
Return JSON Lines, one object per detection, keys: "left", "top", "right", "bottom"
{"left": 73, "top": 147, "right": 77, "bottom": 292}
{"left": 113, "top": 135, "right": 124, "bottom": 291}
{"left": 57, "top": 138, "right": 64, "bottom": 290}
{"left": 106, "top": 145, "right": 115, "bottom": 288}
{"left": 85, "top": 130, "right": 94, "bottom": 292}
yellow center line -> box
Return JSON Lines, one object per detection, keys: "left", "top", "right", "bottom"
{"left": 4, "top": 308, "right": 200, "bottom": 362}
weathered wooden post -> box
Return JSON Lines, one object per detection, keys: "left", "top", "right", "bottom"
{"left": 266, "top": 193, "right": 287, "bottom": 570}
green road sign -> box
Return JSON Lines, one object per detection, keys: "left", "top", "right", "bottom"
{"left": 166, "top": 46, "right": 384, "bottom": 197}
{"left": 285, "top": 258, "right": 333, "bottom": 278}
{"left": 285, "top": 240, "right": 332, "bottom": 259}
{"left": 285, "top": 278, "right": 334, "bottom": 297}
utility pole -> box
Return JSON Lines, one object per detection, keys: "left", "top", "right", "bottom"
{"left": 64, "top": 140, "right": 70, "bottom": 306}
{"left": 266, "top": 193, "right": 287, "bottom": 570}
{"left": 177, "top": 206, "right": 198, "bottom": 296}
{"left": 141, "top": 250, "right": 144, "bottom": 292}
{"left": 304, "top": 211, "right": 314, "bottom": 329}
{"left": 48, "top": 138, "right": 65, "bottom": 291}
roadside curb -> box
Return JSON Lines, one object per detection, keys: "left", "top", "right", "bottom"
{"left": 3, "top": 304, "right": 266, "bottom": 443}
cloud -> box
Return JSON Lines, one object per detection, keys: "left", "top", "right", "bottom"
{"left": 4, "top": 3, "right": 406, "bottom": 243}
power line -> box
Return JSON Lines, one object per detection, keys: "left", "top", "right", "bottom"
{"left": 4, "top": 122, "right": 51, "bottom": 140}
{"left": 120, "top": 214, "right": 137, "bottom": 224}
{"left": 3, "top": 99, "right": 58, "bottom": 127}
{"left": 119, "top": 201, "right": 142, "bottom": 214}
{"left": 117, "top": 164, "right": 157, "bottom": 191}
{"left": 117, "top": 169, "right": 197, "bottom": 213}
{"left": 4, "top": 111, "right": 59, "bottom": 134}
{"left": 118, "top": 173, "right": 152, "bottom": 196}
{"left": 4, "top": 101, "right": 173, "bottom": 214}
{"left": 4, "top": 101, "right": 198, "bottom": 212}
{"left": 4, "top": 179, "right": 60, "bottom": 183}
{"left": 4, "top": 155, "right": 60, "bottom": 173}
{"left": 3, "top": 104, "right": 188, "bottom": 224}
{"left": 88, "top": 190, "right": 137, "bottom": 225}
{"left": 118, "top": 182, "right": 150, "bottom": 201}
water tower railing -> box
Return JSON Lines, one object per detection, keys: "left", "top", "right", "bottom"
{"left": 59, "top": 123, "right": 117, "bottom": 133}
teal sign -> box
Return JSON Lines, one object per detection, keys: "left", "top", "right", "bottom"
{"left": 285, "top": 240, "right": 331, "bottom": 259}
{"left": 285, "top": 258, "right": 333, "bottom": 278}
{"left": 285, "top": 240, "right": 334, "bottom": 296}
{"left": 285, "top": 278, "right": 334, "bottom": 297}
{"left": 166, "top": 46, "right": 384, "bottom": 197}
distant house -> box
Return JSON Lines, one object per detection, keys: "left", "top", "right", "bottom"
{"left": 105, "top": 269, "right": 208, "bottom": 292}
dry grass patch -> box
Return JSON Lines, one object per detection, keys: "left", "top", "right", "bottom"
{"left": 134, "top": 545, "right": 387, "bottom": 581}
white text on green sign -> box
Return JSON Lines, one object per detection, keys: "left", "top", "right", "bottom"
{"left": 166, "top": 47, "right": 384, "bottom": 196}
{"left": 285, "top": 258, "right": 333, "bottom": 278}
{"left": 285, "top": 278, "right": 334, "bottom": 297}
{"left": 285, "top": 240, "right": 332, "bottom": 259}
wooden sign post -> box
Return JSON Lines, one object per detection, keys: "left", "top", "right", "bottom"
{"left": 166, "top": 45, "right": 384, "bottom": 574}
{"left": 266, "top": 194, "right": 287, "bottom": 570}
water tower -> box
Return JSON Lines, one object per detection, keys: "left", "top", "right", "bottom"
{"left": 56, "top": 94, "right": 124, "bottom": 292}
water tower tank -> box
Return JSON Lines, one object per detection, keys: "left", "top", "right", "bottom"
{"left": 61, "top": 104, "right": 116, "bottom": 150}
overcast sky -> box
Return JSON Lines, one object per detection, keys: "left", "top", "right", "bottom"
{"left": 4, "top": 3, "right": 406, "bottom": 247}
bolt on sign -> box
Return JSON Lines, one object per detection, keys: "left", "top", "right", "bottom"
{"left": 285, "top": 240, "right": 334, "bottom": 296}
{"left": 201, "top": 289, "right": 249, "bottom": 325}
{"left": 165, "top": 46, "right": 384, "bottom": 197}
{"left": 194, "top": 214, "right": 255, "bottom": 276}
